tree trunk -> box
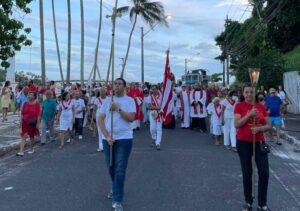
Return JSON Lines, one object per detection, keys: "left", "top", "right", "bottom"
{"left": 120, "top": 14, "right": 138, "bottom": 79}
{"left": 39, "top": 0, "right": 46, "bottom": 84}
{"left": 80, "top": 0, "right": 84, "bottom": 85}
{"left": 66, "top": 0, "right": 71, "bottom": 83}
{"left": 51, "top": 0, "right": 64, "bottom": 84}
{"left": 93, "top": 0, "right": 103, "bottom": 81}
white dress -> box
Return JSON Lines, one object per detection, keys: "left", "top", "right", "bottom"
{"left": 211, "top": 104, "right": 222, "bottom": 135}
{"left": 59, "top": 100, "right": 74, "bottom": 131}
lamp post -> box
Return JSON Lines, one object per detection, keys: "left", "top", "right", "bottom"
{"left": 141, "top": 15, "right": 171, "bottom": 83}
{"left": 248, "top": 67, "right": 260, "bottom": 200}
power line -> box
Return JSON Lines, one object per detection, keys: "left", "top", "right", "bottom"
{"left": 102, "top": 2, "right": 132, "bottom": 26}
{"left": 226, "top": 0, "right": 236, "bottom": 17}
{"left": 227, "top": 0, "right": 286, "bottom": 56}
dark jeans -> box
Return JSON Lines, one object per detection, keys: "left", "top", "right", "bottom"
{"left": 74, "top": 118, "right": 83, "bottom": 135}
{"left": 237, "top": 140, "right": 269, "bottom": 206}
{"left": 190, "top": 117, "right": 207, "bottom": 131}
{"left": 103, "top": 139, "right": 133, "bottom": 203}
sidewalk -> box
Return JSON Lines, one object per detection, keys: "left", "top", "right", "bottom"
{"left": 0, "top": 113, "right": 22, "bottom": 156}
{"left": 281, "top": 113, "right": 300, "bottom": 152}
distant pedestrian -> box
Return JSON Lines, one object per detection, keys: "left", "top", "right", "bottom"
{"left": 265, "top": 88, "right": 282, "bottom": 145}
{"left": 211, "top": 97, "right": 222, "bottom": 146}
{"left": 277, "top": 85, "right": 290, "bottom": 115}
{"left": 19, "top": 86, "right": 29, "bottom": 108}
{"left": 1, "top": 81, "right": 11, "bottom": 121}
{"left": 93, "top": 87, "right": 107, "bottom": 152}
{"left": 16, "top": 91, "right": 41, "bottom": 156}
{"left": 72, "top": 91, "right": 85, "bottom": 140}
{"left": 40, "top": 90, "right": 57, "bottom": 145}
{"left": 99, "top": 78, "right": 136, "bottom": 211}
{"left": 221, "top": 90, "right": 238, "bottom": 151}
{"left": 148, "top": 84, "right": 163, "bottom": 150}
{"left": 234, "top": 83, "right": 271, "bottom": 211}
{"left": 57, "top": 92, "right": 75, "bottom": 148}
{"left": 14, "top": 84, "right": 23, "bottom": 115}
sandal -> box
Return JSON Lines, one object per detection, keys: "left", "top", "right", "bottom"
{"left": 59, "top": 145, "right": 64, "bottom": 149}
{"left": 242, "top": 203, "right": 252, "bottom": 211}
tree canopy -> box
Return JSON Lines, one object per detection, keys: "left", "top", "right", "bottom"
{"left": 0, "top": 0, "right": 33, "bottom": 69}
{"left": 215, "top": 0, "right": 300, "bottom": 88}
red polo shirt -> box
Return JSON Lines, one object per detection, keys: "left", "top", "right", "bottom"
{"left": 234, "top": 101, "right": 268, "bottom": 142}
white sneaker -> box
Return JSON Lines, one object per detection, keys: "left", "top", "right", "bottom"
{"left": 28, "top": 149, "right": 35, "bottom": 154}
{"left": 66, "top": 139, "right": 71, "bottom": 143}
{"left": 79, "top": 135, "right": 83, "bottom": 140}
{"left": 113, "top": 202, "right": 123, "bottom": 211}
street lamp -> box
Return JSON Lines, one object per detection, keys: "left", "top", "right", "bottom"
{"left": 141, "top": 15, "right": 171, "bottom": 83}
{"left": 248, "top": 67, "right": 260, "bottom": 200}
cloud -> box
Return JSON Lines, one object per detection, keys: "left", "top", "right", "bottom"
{"left": 193, "top": 42, "right": 219, "bottom": 52}
{"left": 215, "top": 0, "right": 249, "bottom": 7}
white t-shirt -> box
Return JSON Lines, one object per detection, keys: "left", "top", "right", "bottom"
{"left": 94, "top": 97, "right": 105, "bottom": 114}
{"left": 207, "top": 102, "right": 214, "bottom": 115}
{"left": 65, "top": 86, "right": 71, "bottom": 92}
{"left": 100, "top": 96, "right": 136, "bottom": 140}
{"left": 277, "top": 91, "right": 286, "bottom": 100}
{"left": 222, "top": 98, "right": 236, "bottom": 119}
{"left": 72, "top": 98, "right": 85, "bottom": 119}
{"left": 144, "top": 95, "right": 151, "bottom": 105}
{"left": 90, "top": 96, "right": 96, "bottom": 106}
{"left": 59, "top": 100, "right": 74, "bottom": 119}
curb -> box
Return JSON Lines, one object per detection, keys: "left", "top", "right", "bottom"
{"left": 0, "top": 139, "right": 22, "bottom": 157}
{"left": 280, "top": 130, "right": 300, "bottom": 153}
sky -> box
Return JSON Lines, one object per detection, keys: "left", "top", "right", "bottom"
{"left": 13, "top": 0, "right": 251, "bottom": 83}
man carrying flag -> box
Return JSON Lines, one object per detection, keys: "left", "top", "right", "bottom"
{"left": 148, "top": 49, "right": 174, "bottom": 150}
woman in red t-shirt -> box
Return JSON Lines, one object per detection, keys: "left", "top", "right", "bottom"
{"left": 234, "top": 84, "right": 271, "bottom": 211}
{"left": 16, "top": 91, "right": 41, "bottom": 157}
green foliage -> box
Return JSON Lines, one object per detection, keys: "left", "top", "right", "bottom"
{"left": 283, "top": 45, "right": 300, "bottom": 74}
{"left": 0, "top": 69, "right": 6, "bottom": 81}
{"left": 215, "top": 0, "right": 300, "bottom": 87}
{"left": 0, "top": 0, "right": 33, "bottom": 68}
{"left": 211, "top": 73, "right": 223, "bottom": 83}
{"left": 15, "top": 71, "right": 42, "bottom": 84}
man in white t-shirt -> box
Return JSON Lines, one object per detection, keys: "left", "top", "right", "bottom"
{"left": 72, "top": 91, "right": 86, "bottom": 140}
{"left": 99, "top": 78, "right": 136, "bottom": 211}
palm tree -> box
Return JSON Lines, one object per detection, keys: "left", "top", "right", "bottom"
{"left": 80, "top": 0, "right": 84, "bottom": 85}
{"left": 119, "top": 0, "right": 167, "bottom": 78}
{"left": 51, "top": 0, "right": 64, "bottom": 84}
{"left": 39, "top": 0, "right": 46, "bottom": 84}
{"left": 66, "top": 0, "right": 71, "bottom": 83}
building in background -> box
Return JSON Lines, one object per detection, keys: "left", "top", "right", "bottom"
{"left": 181, "top": 69, "right": 211, "bottom": 85}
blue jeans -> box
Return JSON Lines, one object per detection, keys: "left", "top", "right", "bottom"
{"left": 103, "top": 139, "right": 133, "bottom": 203}
{"left": 74, "top": 118, "right": 83, "bottom": 135}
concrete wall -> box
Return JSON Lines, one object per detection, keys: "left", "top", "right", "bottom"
{"left": 284, "top": 71, "right": 300, "bottom": 114}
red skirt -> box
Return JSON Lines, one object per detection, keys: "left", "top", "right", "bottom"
{"left": 21, "top": 120, "right": 39, "bottom": 138}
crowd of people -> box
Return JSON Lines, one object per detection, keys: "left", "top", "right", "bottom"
{"left": 0, "top": 78, "right": 291, "bottom": 211}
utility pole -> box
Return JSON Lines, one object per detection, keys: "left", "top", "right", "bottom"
{"left": 225, "top": 15, "right": 230, "bottom": 87}
{"left": 222, "top": 60, "right": 225, "bottom": 87}
{"left": 185, "top": 58, "right": 188, "bottom": 75}
{"left": 141, "top": 27, "right": 144, "bottom": 83}
{"left": 226, "top": 50, "right": 230, "bottom": 86}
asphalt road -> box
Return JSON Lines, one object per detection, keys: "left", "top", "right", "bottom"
{"left": 0, "top": 126, "right": 300, "bottom": 211}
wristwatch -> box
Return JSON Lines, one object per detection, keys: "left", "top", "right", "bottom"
{"left": 118, "top": 108, "right": 122, "bottom": 113}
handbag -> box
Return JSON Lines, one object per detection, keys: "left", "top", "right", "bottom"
{"left": 259, "top": 142, "right": 270, "bottom": 154}
{"left": 28, "top": 119, "right": 37, "bottom": 127}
